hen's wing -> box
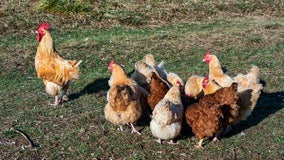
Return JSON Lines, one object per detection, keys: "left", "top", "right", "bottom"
{"left": 152, "top": 100, "right": 174, "bottom": 126}
{"left": 108, "top": 84, "right": 139, "bottom": 112}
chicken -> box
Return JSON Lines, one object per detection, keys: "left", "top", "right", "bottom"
{"left": 150, "top": 80, "right": 184, "bottom": 144}
{"left": 184, "top": 75, "right": 204, "bottom": 99}
{"left": 166, "top": 72, "right": 184, "bottom": 87}
{"left": 147, "top": 72, "right": 170, "bottom": 111}
{"left": 132, "top": 54, "right": 169, "bottom": 92}
{"left": 233, "top": 66, "right": 263, "bottom": 123}
{"left": 131, "top": 60, "right": 155, "bottom": 91}
{"left": 202, "top": 77, "right": 222, "bottom": 95}
{"left": 104, "top": 60, "right": 142, "bottom": 134}
{"left": 143, "top": 54, "right": 168, "bottom": 80}
{"left": 185, "top": 83, "right": 239, "bottom": 148}
{"left": 234, "top": 83, "right": 263, "bottom": 123}
{"left": 35, "top": 22, "right": 82, "bottom": 106}
{"left": 203, "top": 52, "right": 263, "bottom": 130}
{"left": 203, "top": 52, "right": 263, "bottom": 121}
{"left": 233, "top": 65, "right": 260, "bottom": 89}
{"left": 143, "top": 53, "right": 157, "bottom": 67}
{"left": 203, "top": 52, "right": 235, "bottom": 87}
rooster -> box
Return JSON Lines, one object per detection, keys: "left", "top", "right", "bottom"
{"left": 185, "top": 83, "right": 239, "bottom": 148}
{"left": 150, "top": 80, "right": 184, "bottom": 144}
{"left": 104, "top": 60, "right": 142, "bottom": 134}
{"left": 35, "top": 22, "right": 82, "bottom": 106}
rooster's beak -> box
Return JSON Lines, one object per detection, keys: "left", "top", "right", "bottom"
{"left": 202, "top": 59, "right": 205, "bottom": 62}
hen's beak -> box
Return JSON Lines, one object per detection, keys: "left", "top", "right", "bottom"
{"left": 35, "top": 31, "right": 38, "bottom": 34}
{"left": 202, "top": 59, "right": 205, "bottom": 62}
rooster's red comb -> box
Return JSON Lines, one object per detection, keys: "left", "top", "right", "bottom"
{"left": 37, "top": 22, "right": 50, "bottom": 31}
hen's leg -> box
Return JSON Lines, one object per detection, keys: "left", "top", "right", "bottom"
{"left": 130, "top": 123, "right": 141, "bottom": 135}
{"left": 195, "top": 139, "right": 204, "bottom": 149}
{"left": 51, "top": 96, "right": 60, "bottom": 106}
{"left": 222, "top": 125, "right": 232, "bottom": 135}
{"left": 118, "top": 125, "right": 123, "bottom": 132}
{"left": 155, "top": 138, "right": 162, "bottom": 144}
{"left": 213, "top": 128, "right": 223, "bottom": 142}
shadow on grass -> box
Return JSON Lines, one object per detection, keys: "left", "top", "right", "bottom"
{"left": 68, "top": 78, "right": 110, "bottom": 101}
{"left": 224, "top": 91, "right": 284, "bottom": 138}
{"left": 68, "top": 70, "right": 135, "bottom": 101}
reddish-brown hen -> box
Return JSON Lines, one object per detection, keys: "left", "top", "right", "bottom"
{"left": 147, "top": 72, "right": 170, "bottom": 111}
{"left": 185, "top": 83, "right": 239, "bottom": 148}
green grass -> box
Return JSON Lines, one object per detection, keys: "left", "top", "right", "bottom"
{"left": 1, "top": 0, "right": 284, "bottom": 159}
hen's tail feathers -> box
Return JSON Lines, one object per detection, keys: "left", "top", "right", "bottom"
{"left": 249, "top": 83, "right": 263, "bottom": 111}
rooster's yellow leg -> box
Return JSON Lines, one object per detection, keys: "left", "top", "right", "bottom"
{"left": 51, "top": 96, "right": 60, "bottom": 106}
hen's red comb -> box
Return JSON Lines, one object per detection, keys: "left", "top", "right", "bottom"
{"left": 202, "top": 76, "right": 209, "bottom": 83}
{"left": 37, "top": 22, "right": 50, "bottom": 31}
{"left": 176, "top": 81, "right": 181, "bottom": 85}
{"left": 109, "top": 60, "right": 114, "bottom": 66}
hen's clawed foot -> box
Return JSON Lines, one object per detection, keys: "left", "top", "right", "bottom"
{"left": 167, "top": 140, "right": 178, "bottom": 145}
{"left": 130, "top": 123, "right": 141, "bottom": 135}
{"left": 195, "top": 139, "right": 204, "bottom": 149}
{"left": 155, "top": 138, "right": 162, "bottom": 144}
{"left": 212, "top": 137, "right": 220, "bottom": 142}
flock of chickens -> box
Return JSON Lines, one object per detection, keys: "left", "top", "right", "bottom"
{"left": 34, "top": 22, "right": 263, "bottom": 148}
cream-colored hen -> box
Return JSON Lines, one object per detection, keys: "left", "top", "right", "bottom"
{"left": 150, "top": 81, "right": 184, "bottom": 144}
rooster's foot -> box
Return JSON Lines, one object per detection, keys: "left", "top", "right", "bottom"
{"left": 59, "top": 95, "right": 68, "bottom": 103}
{"left": 50, "top": 96, "right": 60, "bottom": 106}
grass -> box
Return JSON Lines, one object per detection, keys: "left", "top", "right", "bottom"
{"left": 1, "top": 0, "right": 284, "bottom": 159}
